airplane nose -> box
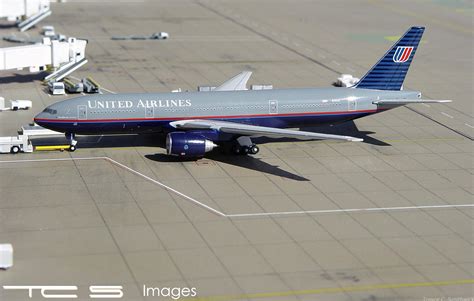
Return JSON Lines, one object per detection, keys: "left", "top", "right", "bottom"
{"left": 34, "top": 113, "right": 44, "bottom": 125}
{"left": 34, "top": 111, "right": 50, "bottom": 126}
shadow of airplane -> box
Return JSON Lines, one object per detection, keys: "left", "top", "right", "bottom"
{"left": 30, "top": 121, "right": 388, "bottom": 181}
{"left": 0, "top": 23, "right": 17, "bottom": 29}
{"left": 32, "top": 134, "right": 310, "bottom": 181}
{"left": 252, "top": 121, "right": 391, "bottom": 147}
{"left": 0, "top": 72, "right": 49, "bottom": 84}
{"left": 145, "top": 152, "right": 310, "bottom": 181}
{"left": 302, "top": 121, "right": 391, "bottom": 146}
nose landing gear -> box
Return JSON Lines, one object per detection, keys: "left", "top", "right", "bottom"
{"left": 65, "top": 133, "right": 77, "bottom": 152}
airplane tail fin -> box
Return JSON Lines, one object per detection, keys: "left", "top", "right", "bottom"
{"left": 355, "top": 26, "right": 425, "bottom": 91}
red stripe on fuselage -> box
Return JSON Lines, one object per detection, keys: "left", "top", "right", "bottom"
{"left": 34, "top": 109, "right": 378, "bottom": 123}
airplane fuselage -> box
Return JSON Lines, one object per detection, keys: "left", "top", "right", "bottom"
{"left": 34, "top": 87, "right": 419, "bottom": 139}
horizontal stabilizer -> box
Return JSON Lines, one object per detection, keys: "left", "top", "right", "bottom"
{"left": 214, "top": 71, "right": 252, "bottom": 91}
{"left": 373, "top": 99, "right": 452, "bottom": 105}
{"left": 170, "top": 119, "right": 363, "bottom": 142}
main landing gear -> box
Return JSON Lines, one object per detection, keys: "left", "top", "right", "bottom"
{"left": 231, "top": 137, "right": 259, "bottom": 156}
{"left": 66, "top": 133, "right": 77, "bottom": 152}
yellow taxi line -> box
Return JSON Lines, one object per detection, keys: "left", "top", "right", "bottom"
{"left": 187, "top": 279, "right": 474, "bottom": 301}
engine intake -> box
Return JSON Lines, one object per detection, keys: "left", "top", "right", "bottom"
{"left": 166, "top": 132, "right": 216, "bottom": 157}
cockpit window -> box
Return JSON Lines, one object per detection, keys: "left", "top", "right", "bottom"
{"left": 43, "top": 108, "right": 57, "bottom": 114}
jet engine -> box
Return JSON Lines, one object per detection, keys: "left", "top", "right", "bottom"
{"left": 166, "top": 132, "right": 217, "bottom": 157}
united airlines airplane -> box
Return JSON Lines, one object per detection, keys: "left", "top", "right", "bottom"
{"left": 35, "top": 27, "right": 450, "bottom": 157}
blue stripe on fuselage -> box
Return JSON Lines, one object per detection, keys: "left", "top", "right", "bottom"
{"left": 35, "top": 111, "right": 376, "bottom": 137}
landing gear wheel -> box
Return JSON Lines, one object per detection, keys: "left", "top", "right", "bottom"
{"left": 69, "top": 145, "right": 76, "bottom": 152}
{"left": 249, "top": 145, "right": 259, "bottom": 155}
{"left": 11, "top": 146, "right": 20, "bottom": 154}
{"left": 232, "top": 145, "right": 242, "bottom": 155}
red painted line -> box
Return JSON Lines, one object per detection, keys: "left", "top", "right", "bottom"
{"left": 35, "top": 109, "right": 377, "bottom": 123}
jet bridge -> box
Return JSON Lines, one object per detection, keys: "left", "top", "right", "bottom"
{"left": 0, "top": 0, "right": 51, "bottom": 31}
{"left": 0, "top": 37, "right": 88, "bottom": 81}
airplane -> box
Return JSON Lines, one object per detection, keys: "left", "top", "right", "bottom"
{"left": 34, "top": 26, "right": 450, "bottom": 158}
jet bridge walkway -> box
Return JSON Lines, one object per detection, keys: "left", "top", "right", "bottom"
{"left": 17, "top": 8, "right": 52, "bottom": 32}
{"left": 0, "top": 37, "right": 88, "bottom": 80}
{"left": 45, "top": 57, "right": 88, "bottom": 82}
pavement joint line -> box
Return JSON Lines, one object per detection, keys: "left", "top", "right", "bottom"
{"left": 199, "top": 2, "right": 473, "bottom": 139}
{"left": 187, "top": 278, "right": 474, "bottom": 300}
{"left": 0, "top": 157, "right": 473, "bottom": 218}
{"left": 441, "top": 112, "right": 454, "bottom": 119}
{"left": 0, "top": 156, "right": 224, "bottom": 217}
{"left": 368, "top": 0, "right": 473, "bottom": 35}
{"left": 406, "top": 107, "right": 473, "bottom": 141}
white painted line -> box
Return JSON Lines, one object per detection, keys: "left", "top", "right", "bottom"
{"left": 0, "top": 157, "right": 224, "bottom": 217}
{"left": 465, "top": 123, "right": 474, "bottom": 129}
{"left": 0, "top": 157, "right": 104, "bottom": 164}
{"left": 1, "top": 157, "right": 472, "bottom": 218}
{"left": 225, "top": 204, "right": 474, "bottom": 218}
{"left": 441, "top": 112, "right": 454, "bottom": 118}
{"left": 421, "top": 103, "right": 431, "bottom": 108}
{"left": 100, "top": 87, "right": 117, "bottom": 94}
{"left": 107, "top": 158, "right": 225, "bottom": 216}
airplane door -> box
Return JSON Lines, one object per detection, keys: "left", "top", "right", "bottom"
{"left": 269, "top": 100, "right": 278, "bottom": 114}
{"left": 348, "top": 99, "right": 356, "bottom": 111}
{"left": 78, "top": 105, "right": 87, "bottom": 120}
{"left": 145, "top": 106, "right": 154, "bottom": 118}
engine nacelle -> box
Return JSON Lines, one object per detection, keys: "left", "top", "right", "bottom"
{"left": 166, "top": 132, "right": 216, "bottom": 157}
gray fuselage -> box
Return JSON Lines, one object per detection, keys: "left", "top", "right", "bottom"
{"left": 34, "top": 87, "right": 420, "bottom": 137}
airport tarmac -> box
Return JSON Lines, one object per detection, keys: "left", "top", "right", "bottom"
{"left": 0, "top": 0, "right": 473, "bottom": 300}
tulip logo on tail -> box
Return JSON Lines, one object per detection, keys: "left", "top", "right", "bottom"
{"left": 393, "top": 46, "right": 414, "bottom": 63}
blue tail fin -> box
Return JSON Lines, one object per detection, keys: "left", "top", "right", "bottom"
{"left": 355, "top": 26, "right": 425, "bottom": 90}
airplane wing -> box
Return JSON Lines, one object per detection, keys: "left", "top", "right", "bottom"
{"left": 373, "top": 99, "right": 452, "bottom": 105}
{"left": 170, "top": 119, "right": 363, "bottom": 142}
{"left": 214, "top": 71, "right": 252, "bottom": 91}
